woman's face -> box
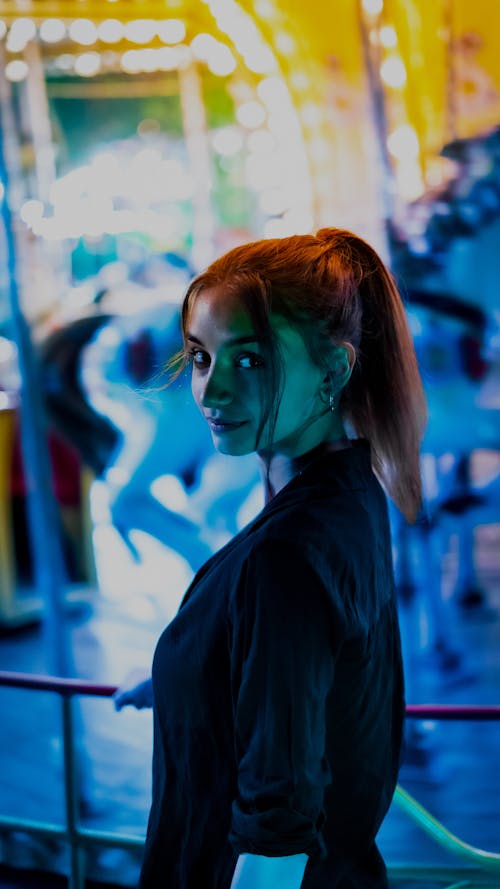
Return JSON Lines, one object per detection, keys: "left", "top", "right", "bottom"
{"left": 185, "top": 286, "right": 329, "bottom": 457}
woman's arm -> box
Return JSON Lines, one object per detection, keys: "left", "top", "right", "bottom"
{"left": 230, "top": 853, "right": 308, "bottom": 889}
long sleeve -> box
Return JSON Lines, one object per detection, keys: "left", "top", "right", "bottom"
{"left": 228, "top": 539, "right": 340, "bottom": 861}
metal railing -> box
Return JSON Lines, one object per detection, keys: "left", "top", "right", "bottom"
{"left": 0, "top": 671, "right": 143, "bottom": 888}
{"left": 0, "top": 670, "right": 499, "bottom": 889}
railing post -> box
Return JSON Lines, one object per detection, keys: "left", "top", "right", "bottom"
{"left": 61, "top": 695, "right": 85, "bottom": 889}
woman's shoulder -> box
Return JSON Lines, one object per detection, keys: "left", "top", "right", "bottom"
{"left": 253, "top": 477, "right": 383, "bottom": 550}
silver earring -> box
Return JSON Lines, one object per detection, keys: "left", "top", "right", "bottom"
{"left": 329, "top": 390, "right": 336, "bottom": 412}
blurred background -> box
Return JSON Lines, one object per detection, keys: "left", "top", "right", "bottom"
{"left": 0, "top": 0, "right": 499, "bottom": 886}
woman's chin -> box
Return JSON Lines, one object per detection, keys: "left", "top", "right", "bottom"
{"left": 211, "top": 435, "right": 255, "bottom": 457}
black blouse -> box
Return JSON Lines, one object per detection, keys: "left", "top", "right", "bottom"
{"left": 139, "top": 441, "right": 404, "bottom": 889}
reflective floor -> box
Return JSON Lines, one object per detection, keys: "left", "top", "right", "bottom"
{"left": 0, "top": 521, "right": 499, "bottom": 888}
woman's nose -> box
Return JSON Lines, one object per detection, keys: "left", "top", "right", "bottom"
{"left": 201, "top": 366, "right": 233, "bottom": 407}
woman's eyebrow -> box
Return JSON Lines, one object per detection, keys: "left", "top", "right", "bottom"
{"left": 185, "top": 333, "right": 263, "bottom": 346}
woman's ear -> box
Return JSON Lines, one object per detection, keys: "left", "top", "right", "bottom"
{"left": 319, "top": 342, "right": 356, "bottom": 406}
{"left": 326, "top": 342, "right": 356, "bottom": 389}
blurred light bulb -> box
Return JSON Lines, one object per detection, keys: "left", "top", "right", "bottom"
{"left": 300, "top": 102, "right": 322, "bottom": 127}
{"left": 257, "top": 77, "right": 289, "bottom": 108}
{"left": 20, "top": 199, "right": 44, "bottom": 227}
{"left": 69, "top": 19, "right": 98, "bottom": 45}
{"left": 55, "top": 53, "right": 75, "bottom": 71}
{"left": 0, "top": 20, "right": 7, "bottom": 40}
{"left": 157, "top": 46, "right": 184, "bottom": 70}
{"left": 124, "top": 19, "right": 156, "bottom": 44}
{"left": 75, "top": 51, "right": 101, "bottom": 76}
{"left": 236, "top": 100, "right": 267, "bottom": 129}
{"left": 190, "top": 32, "right": 218, "bottom": 60}
{"left": 387, "top": 124, "right": 419, "bottom": 160}
{"left": 362, "top": 0, "right": 383, "bottom": 13}
{"left": 379, "top": 25, "right": 397, "bottom": 47}
{"left": 212, "top": 127, "right": 243, "bottom": 157}
{"left": 40, "top": 18, "right": 66, "bottom": 43}
{"left": 254, "top": 0, "right": 275, "bottom": 18}
{"left": 121, "top": 49, "right": 141, "bottom": 73}
{"left": 243, "top": 45, "right": 276, "bottom": 75}
{"left": 97, "top": 19, "right": 124, "bottom": 43}
{"left": 290, "top": 71, "right": 310, "bottom": 91}
{"left": 380, "top": 55, "right": 406, "bottom": 88}
{"left": 5, "top": 59, "right": 29, "bottom": 81}
{"left": 207, "top": 45, "right": 236, "bottom": 76}
{"left": 7, "top": 17, "right": 36, "bottom": 51}
{"left": 157, "top": 19, "right": 186, "bottom": 44}
{"left": 140, "top": 49, "right": 157, "bottom": 72}
{"left": 274, "top": 32, "right": 296, "bottom": 55}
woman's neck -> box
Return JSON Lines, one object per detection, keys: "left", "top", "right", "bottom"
{"left": 259, "top": 436, "right": 352, "bottom": 503}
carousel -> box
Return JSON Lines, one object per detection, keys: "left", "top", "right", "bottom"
{"left": 0, "top": 2, "right": 499, "bottom": 886}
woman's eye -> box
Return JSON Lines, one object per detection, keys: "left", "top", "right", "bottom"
{"left": 236, "top": 353, "right": 264, "bottom": 369}
{"left": 189, "top": 349, "right": 209, "bottom": 368}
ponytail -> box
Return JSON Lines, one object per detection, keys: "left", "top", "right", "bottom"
{"left": 316, "top": 229, "right": 427, "bottom": 523}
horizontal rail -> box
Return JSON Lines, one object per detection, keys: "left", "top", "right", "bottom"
{"left": 0, "top": 813, "right": 144, "bottom": 850}
{"left": 1, "top": 672, "right": 500, "bottom": 721}
{"left": 0, "top": 671, "right": 116, "bottom": 697}
{"left": 1, "top": 669, "right": 500, "bottom": 887}
{"left": 405, "top": 704, "right": 500, "bottom": 721}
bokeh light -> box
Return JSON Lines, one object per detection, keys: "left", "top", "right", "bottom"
{"left": 362, "top": 0, "right": 384, "bottom": 14}
{"left": 236, "top": 100, "right": 267, "bottom": 129}
{"left": 5, "top": 59, "right": 29, "bottom": 81}
{"left": 69, "top": 19, "right": 99, "bottom": 46}
{"left": 157, "top": 19, "right": 186, "bottom": 44}
{"left": 124, "top": 19, "right": 157, "bottom": 44}
{"left": 379, "top": 25, "right": 397, "bottom": 48}
{"left": 6, "top": 17, "right": 36, "bottom": 51}
{"left": 75, "top": 52, "right": 101, "bottom": 77}
{"left": 212, "top": 127, "right": 243, "bottom": 156}
{"left": 55, "top": 53, "right": 75, "bottom": 71}
{"left": 274, "top": 32, "right": 296, "bottom": 56}
{"left": 381, "top": 56, "right": 407, "bottom": 89}
{"left": 387, "top": 124, "right": 420, "bottom": 160}
{"left": 39, "top": 18, "right": 66, "bottom": 43}
{"left": 97, "top": 19, "right": 125, "bottom": 44}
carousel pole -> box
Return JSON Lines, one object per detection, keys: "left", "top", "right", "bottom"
{"left": 0, "top": 50, "right": 71, "bottom": 677}
{"left": 356, "top": 0, "right": 397, "bottom": 263}
{"left": 23, "top": 39, "right": 70, "bottom": 293}
{"left": 444, "top": 0, "right": 458, "bottom": 143}
{"left": 178, "top": 61, "right": 215, "bottom": 269}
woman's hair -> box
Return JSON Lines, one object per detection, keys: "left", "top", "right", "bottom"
{"left": 174, "top": 228, "right": 427, "bottom": 523}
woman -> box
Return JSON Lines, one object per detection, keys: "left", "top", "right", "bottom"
{"left": 140, "top": 228, "right": 426, "bottom": 889}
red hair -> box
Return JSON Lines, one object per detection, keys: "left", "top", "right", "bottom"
{"left": 179, "top": 228, "right": 427, "bottom": 523}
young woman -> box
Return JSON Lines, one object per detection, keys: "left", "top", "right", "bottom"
{"left": 139, "top": 228, "right": 427, "bottom": 889}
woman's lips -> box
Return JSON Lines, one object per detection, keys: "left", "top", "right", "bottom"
{"left": 207, "top": 419, "right": 248, "bottom": 433}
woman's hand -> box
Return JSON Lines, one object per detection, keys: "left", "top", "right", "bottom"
{"left": 230, "top": 853, "right": 308, "bottom": 889}
{"left": 113, "top": 670, "right": 153, "bottom": 710}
